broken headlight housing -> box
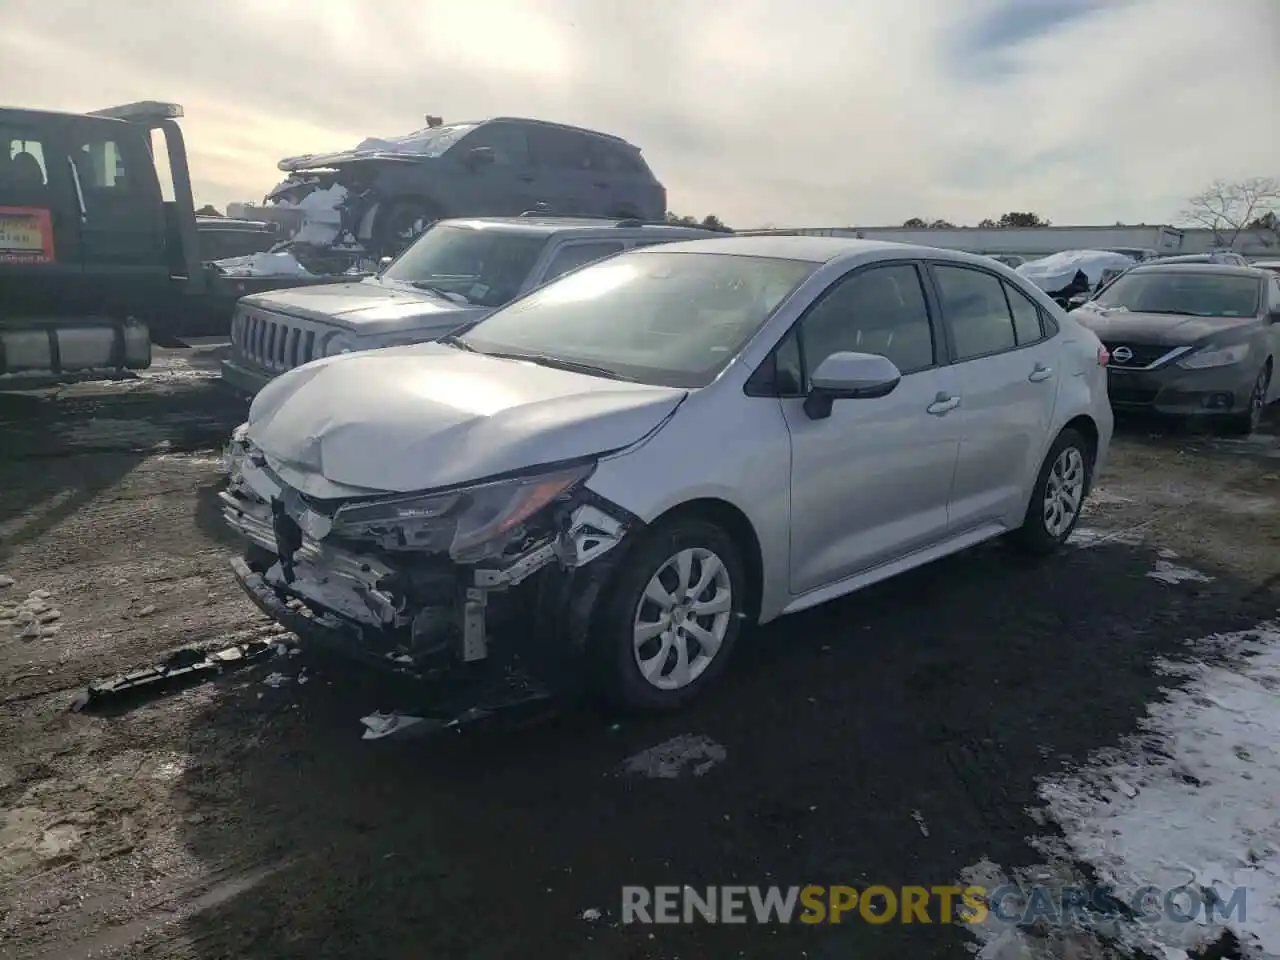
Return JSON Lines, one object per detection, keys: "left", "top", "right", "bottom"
{"left": 329, "top": 461, "right": 595, "bottom": 562}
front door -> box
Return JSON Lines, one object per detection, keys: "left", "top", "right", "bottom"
{"left": 782, "top": 261, "right": 962, "bottom": 594}
{"left": 448, "top": 122, "right": 541, "bottom": 216}
{"left": 927, "top": 262, "right": 1062, "bottom": 532}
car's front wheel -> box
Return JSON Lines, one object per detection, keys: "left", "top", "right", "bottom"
{"left": 590, "top": 518, "right": 746, "bottom": 711}
{"left": 1223, "top": 363, "right": 1271, "bottom": 437}
{"left": 1010, "top": 427, "right": 1093, "bottom": 555}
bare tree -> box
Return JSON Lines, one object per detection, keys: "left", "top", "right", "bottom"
{"left": 1180, "top": 178, "right": 1280, "bottom": 249}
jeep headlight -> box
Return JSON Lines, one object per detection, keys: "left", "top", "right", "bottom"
{"left": 1177, "top": 343, "right": 1250, "bottom": 369}
{"left": 330, "top": 461, "right": 595, "bottom": 561}
{"left": 322, "top": 333, "right": 358, "bottom": 357}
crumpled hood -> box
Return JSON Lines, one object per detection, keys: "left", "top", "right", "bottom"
{"left": 244, "top": 281, "right": 487, "bottom": 336}
{"left": 245, "top": 342, "right": 688, "bottom": 497}
{"left": 1073, "top": 307, "right": 1257, "bottom": 346}
{"left": 1018, "top": 250, "right": 1137, "bottom": 292}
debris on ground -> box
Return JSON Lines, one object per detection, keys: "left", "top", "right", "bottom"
{"left": 4, "top": 590, "right": 64, "bottom": 640}
{"left": 580, "top": 907, "right": 603, "bottom": 922}
{"left": 0, "top": 575, "right": 14, "bottom": 588}
{"left": 912, "top": 809, "right": 930, "bottom": 837}
{"left": 1147, "top": 560, "right": 1215, "bottom": 585}
{"left": 212, "top": 250, "right": 316, "bottom": 279}
{"left": 262, "top": 672, "right": 290, "bottom": 689}
{"left": 359, "top": 712, "right": 430, "bottom": 740}
{"left": 620, "top": 734, "right": 728, "bottom": 780}
{"left": 70, "top": 639, "right": 276, "bottom": 713}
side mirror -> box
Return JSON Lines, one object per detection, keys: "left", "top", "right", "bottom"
{"left": 803, "top": 351, "right": 902, "bottom": 420}
{"left": 465, "top": 146, "right": 495, "bottom": 170}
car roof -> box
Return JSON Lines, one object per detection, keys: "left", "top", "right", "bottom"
{"left": 1124, "top": 262, "right": 1267, "bottom": 278}
{"left": 627, "top": 234, "right": 1013, "bottom": 268}
{"left": 438, "top": 216, "right": 718, "bottom": 240}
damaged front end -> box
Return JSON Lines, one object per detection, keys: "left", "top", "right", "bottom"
{"left": 221, "top": 426, "right": 635, "bottom": 696}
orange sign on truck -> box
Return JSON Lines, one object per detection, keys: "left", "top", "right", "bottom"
{"left": 0, "top": 206, "right": 55, "bottom": 263}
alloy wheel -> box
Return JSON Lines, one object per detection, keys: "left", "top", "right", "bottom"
{"left": 1043, "top": 446, "right": 1085, "bottom": 538}
{"left": 632, "top": 547, "right": 733, "bottom": 691}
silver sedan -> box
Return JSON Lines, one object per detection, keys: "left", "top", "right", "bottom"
{"left": 224, "top": 236, "right": 1115, "bottom": 712}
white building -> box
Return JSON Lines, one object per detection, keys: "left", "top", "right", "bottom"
{"left": 737, "top": 224, "right": 1278, "bottom": 260}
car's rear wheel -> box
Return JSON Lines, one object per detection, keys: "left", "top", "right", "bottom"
{"left": 590, "top": 518, "right": 745, "bottom": 711}
{"left": 1222, "top": 363, "right": 1270, "bottom": 437}
{"left": 1010, "top": 427, "right": 1093, "bottom": 555}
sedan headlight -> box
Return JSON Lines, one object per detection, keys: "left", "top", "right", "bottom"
{"left": 330, "top": 461, "right": 596, "bottom": 561}
{"left": 322, "top": 333, "right": 358, "bottom": 357}
{"left": 1176, "top": 343, "right": 1250, "bottom": 369}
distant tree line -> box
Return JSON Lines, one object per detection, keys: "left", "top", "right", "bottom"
{"left": 666, "top": 212, "right": 732, "bottom": 232}
{"left": 901, "top": 212, "right": 1050, "bottom": 229}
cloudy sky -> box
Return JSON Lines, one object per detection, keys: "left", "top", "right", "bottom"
{"left": 2, "top": 0, "right": 1276, "bottom": 229}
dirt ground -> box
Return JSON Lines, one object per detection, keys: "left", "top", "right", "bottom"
{"left": 1, "top": 346, "right": 1277, "bottom": 960}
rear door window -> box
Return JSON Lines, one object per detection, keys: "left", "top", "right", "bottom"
{"left": 460, "top": 123, "right": 532, "bottom": 167}
{"left": 541, "top": 240, "right": 624, "bottom": 283}
{"left": 933, "top": 265, "right": 1018, "bottom": 360}
{"left": 528, "top": 127, "right": 592, "bottom": 170}
{"left": 1003, "top": 280, "right": 1047, "bottom": 344}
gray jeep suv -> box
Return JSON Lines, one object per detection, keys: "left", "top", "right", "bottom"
{"left": 267, "top": 117, "right": 668, "bottom": 259}
{"left": 220, "top": 215, "right": 716, "bottom": 396}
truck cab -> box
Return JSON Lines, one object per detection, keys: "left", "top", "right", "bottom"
{"left": 0, "top": 101, "right": 203, "bottom": 377}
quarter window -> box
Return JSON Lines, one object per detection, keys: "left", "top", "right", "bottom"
{"left": 1004, "top": 280, "right": 1045, "bottom": 344}
{"left": 934, "top": 265, "right": 1016, "bottom": 360}
{"left": 542, "top": 241, "right": 624, "bottom": 282}
{"left": 799, "top": 263, "right": 936, "bottom": 377}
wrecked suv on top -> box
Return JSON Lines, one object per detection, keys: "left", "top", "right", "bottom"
{"left": 222, "top": 237, "right": 1113, "bottom": 714}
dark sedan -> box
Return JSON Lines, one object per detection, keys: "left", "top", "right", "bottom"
{"left": 1072, "top": 263, "right": 1280, "bottom": 434}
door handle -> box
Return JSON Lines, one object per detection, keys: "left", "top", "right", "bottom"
{"left": 1028, "top": 364, "right": 1054, "bottom": 382}
{"left": 519, "top": 175, "right": 535, "bottom": 183}
{"left": 593, "top": 182, "right": 608, "bottom": 189}
{"left": 927, "top": 393, "right": 961, "bottom": 415}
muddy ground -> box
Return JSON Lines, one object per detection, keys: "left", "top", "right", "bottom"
{"left": 1, "top": 345, "right": 1277, "bottom": 960}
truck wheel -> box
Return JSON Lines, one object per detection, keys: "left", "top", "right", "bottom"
{"left": 1010, "top": 427, "right": 1093, "bottom": 555}
{"left": 589, "top": 517, "right": 746, "bottom": 712}
{"left": 375, "top": 199, "right": 439, "bottom": 258}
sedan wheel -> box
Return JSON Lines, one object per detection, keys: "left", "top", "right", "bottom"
{"left": 633, "top": 547, "right": 734, "bottom": 691}
{"left": 1042, "top": 447, "right": 1086, "bottom": 539}
{"left": 592, "top": 518, "right": 746, "bottom": 711}
{"left": 1224, "top": 365, "right": 1270, "bottom": 437}
{"left": 1011, "top": 427, "right": 1093, "bottom": 555}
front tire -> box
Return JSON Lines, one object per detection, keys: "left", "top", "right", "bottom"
{"left": 1222, "top": 364, "right": 1270, "bottom": 437}
{"left": 1010, "top": 428, "right": 1093, "bottom": 555}
{"left": 590, "top": 518, "right": 745, "bottom": 712}
{"left": 374, "top": 198, "right": 440, "bottom": 259}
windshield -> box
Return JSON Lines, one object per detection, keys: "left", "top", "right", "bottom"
{"left": 380, "top": 224, "right": 548, "bottom": 307}
{"left": 367, "top": 123, "right": 477, "bottom": 158}
{"left": 1092, "top": 271, "right": 1261, "bottom": 317}
{"left": 455, "top": 251, "right": 818, "bottom": 388}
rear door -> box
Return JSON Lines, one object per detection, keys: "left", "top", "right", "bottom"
{"left": 66, "top": 117, "right": 167, "bottom": 307}
{"left": 526, "top": 127, "right": 598, "bottom": 215}
{"left": 926, "top": 262, "right": 1062, "bottom": 533}
{"left": 448, "top": 121, "right": 541, "bottom": 215}
{"left": 0, "top": 114, "right": 85, "bottom": 314}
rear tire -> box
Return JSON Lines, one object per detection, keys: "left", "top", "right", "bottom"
{"left": 589, "top": 518, "right": 746, "bottom": 712}
{"left": 1010, "top": 428, "right": 1093, "bottom": 555}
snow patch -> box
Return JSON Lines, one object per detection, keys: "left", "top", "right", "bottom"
{"left": 213, "top": 251, "right": 315, "bottom": 278}
{"left": 620, "top": 734, "right": 727, "bottom": 779}
{"left": 1067, "top": 526, "right": 1145, "bottom": 549}
{"left": 1147, "top": 560, "right": 1214, "bottom": 585}
{"left": 359, "top": 712, "right": 427, "bottom": 740}
{"left": 960, "top": 620, "right": 1280, "bottom": 959}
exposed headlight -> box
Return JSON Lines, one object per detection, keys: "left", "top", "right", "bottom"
{"left": 322, "top": 333, "right": 358, "bottom": 357}
{"left": 330, "top": 461, "right": 596, "bottom": 561}
{"left": 1176, "top": 343, "right": 1250, "bottom": 369}
{"left": 223, "top": 423, "right": 250, "bottom": 476}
